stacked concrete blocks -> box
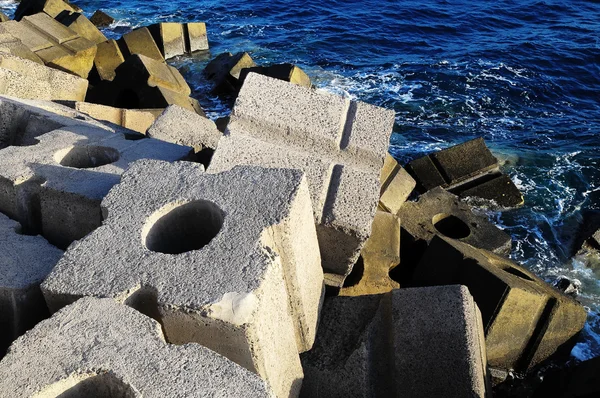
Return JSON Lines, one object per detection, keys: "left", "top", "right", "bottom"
{"left": 0, "top": 53, "right": 88, "bottom": 100}
{"left": 0, "top": 298, "right": 273, "bottom": 397}
{"left": 63, "top": 101, "right": 163, "bottom": 134}
{"left": 0, "top": 13, "right": 97, "bottom": 78}
{"left": 300, "top": 285, "right": 489, "bottom": 397}
{"left": 210, "top": 73, "right": 395, "bottom": 287}
{"left": 55, "top": 11, "right": 108, "bottom": 45}
{"left": 42, "top": 160, "right": 325, "bottom": 398}
{"left": 14, "top": 0, "right": 80, "bottom": 21}
{"left": 0, "top": 31, "right": 45, "bottom": 64}
{"left": 117, "top": 27, "right": 165, "bottom": 62}
{"left": 0, "top": 96, "right": 192, "bottom": 248}
{"left": 0, "top": 212, "right": 63, "bottom": 356}
{"left": 414, "top": 236, "right": 588, "bottom": 374}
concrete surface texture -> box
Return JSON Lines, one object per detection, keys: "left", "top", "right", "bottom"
{"left": 41, "top": 159, "right": 325, "bottom": 398}
{"left": 148, "top": 22, "right": 209, "bottom": 59}
{"left": 0, "top": 212, "right": 63, "bottom": 356}
{"left": 0, "top": 13, "right": 97, "bottom": 78}
{"left": 14, "top": 0, "right": 80, "bottom": 21}
{"left": 0, "top": 53, "right": 88, "bottom": 101}
{"left": 398, "top": 187, "right": 513, "bottom": 255}
{"left": 0, "top": 297, "right": 273, "bottom": 397}
{"left": 0, "top": 97, "right": 191, "bottom": 248}
{"left": 339, "top": 210, "right": 401, "bottom": 296}
{"left": 414, "top": 235, "right": 588, "bottom": 373}
{"left": 379, "top": 153, "right": 416, "bottom": 214}
{"left": 147, "top": 104, "right": 222, "bottom": 151}
{"left": 300, "top": 285, "right": 489, "bottom": 397}
{"left": 209, "top": 72, "right": 395, "bottom": 287}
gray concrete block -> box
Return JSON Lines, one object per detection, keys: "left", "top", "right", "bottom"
{"left": 147, "top": 104, "right": 222, "bottom": 151}
{"left": 0, "top": 297, "right": 273, "bottom": 397}
{"left": 300, "top": 285, "right": 489, "bottom": 397}
{"left": 0, "top": 53, "right": 88, "bottom": 101}
{"left": 42, "top": 160, "right": 325, "bottom": 398}
{"left": 0, "top": 212, "right": 63, "bottom": 356}
{"left": 210, "top": 73, "right": 395, "bottom": 286}
{"left": 398, "top": 187, "right": 512, "bottom": 255}
{"left": 0, "top": 97, "right": 192, "bottom": 248}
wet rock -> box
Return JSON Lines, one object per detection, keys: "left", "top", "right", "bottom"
{"left": 89, "top": 10, "right": 114, "bottom": 27}
{"left": 413, "top": 235, "right": 588, "bottom": 374}
{"left": 553, "top": 276, "right": 581, "bottom": 296}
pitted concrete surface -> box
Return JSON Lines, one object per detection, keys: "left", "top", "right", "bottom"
{"left": 0, "top": 297, "right": 273, "bottom": 397}
{"left": 0, "top": 98, "right": 192, "bottom": 247}
{"left": 300, "top": 285, "right": 489, "bottom": 397}
{"left": 42, "top": 160, "right": 324, "bottom": 398}
{"left": 0, "top": 212, "right": 63, "bottom": 355}
{"left": 147, "top": 104, "right": 222, "bottom": 151}
{"left": 210, "top": 72, "right": 395, "bottom": 286}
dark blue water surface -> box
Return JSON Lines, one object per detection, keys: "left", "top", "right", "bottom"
{"left": 3, "top": 0, "right": 600, "bottom": 361}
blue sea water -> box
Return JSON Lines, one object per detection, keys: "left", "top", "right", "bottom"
{"left": 2, "top": 0, "right": 600, "bottom": 363}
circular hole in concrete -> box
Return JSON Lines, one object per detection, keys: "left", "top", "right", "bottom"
{"left": 432, "top": 213, "right": 471, "bottom": 239}
{"left": 55, "top": 146, "right": 120, "bottom": 169}
{"left": 145, "top": 200, "right": 225, "bottom": 254}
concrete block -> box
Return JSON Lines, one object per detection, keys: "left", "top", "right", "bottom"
{"left": 90, "top": 39, "right": 124, "bottom": 82}
{"left": 63, "top": 101, "right": 162, "bottom": 134}
{"left": 240, "top": 63, "right": 312, "bottom": 88}
{"left": 0, "top": 13, "right": 97, "bottom": 78}
{"left": 0, "top": 12, "right": 8, "bottom": 23}
{"left": 88, "top": 54, "right": 203, "bottom": 115}
{"left": 55, "top": 12, "right": 107, "bottom": 45}
{"left": 118, "top": 26, "right": 164, "bottom": 62}
{"left": 379, "top": 153, "right": 416, "bottom": 214}
{"left": 204, "top": 51, "right": 256, "bottom": 93}
{"left": 0, "top": 212, "right": 63, "bottom": 356}
{"left": 89, "top": 10, "right": 114, "bottom": 27}
{"left": 406, "top": 138, "right": 524, "bottom": 208}
{"left": 0, "top": 98, "right": 192, "bottom": 248}
{"left": 148, "top": 22, "right": 209, "bottom": 59}
{"left": 42, "top": 160, "right": 325, "bottom": 398}
{"left": 0, "top": 32, "right": 44, "bottom": 63}
{"left": 0, "top": 297, "right": 272, "bottom": 397}
{"left": 147, "top": 104, "right": 222, "bottom": 151}
{"left": 0, "top": 53, "right": 88, "bottom": 101}
{"left": 300, "top": 285, "right": 489, "bottom": 397}
{"left": 398, "top": 187, "right": 512, "bottom": 255}
{"left": 14, "top": 0, "right": 78, "bottom": 21}
{"left": 413, "top": 235, "right": 588, "bottom": 373}
{"left": 339, "top": 211, "right": 400, "bottom": 296}
{"left": 209, "top": 73, "right": 395, "bottom": 286}
{"left": 186, "top": 22, "right": 209, "bottom": 52}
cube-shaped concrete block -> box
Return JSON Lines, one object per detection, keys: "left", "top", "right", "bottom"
{"left": 0, "top": 297, "right": 272, "bottom": 397}
{"left": 118, "top": 26, "right": 164, "bottom": 62}
{"left": 379, "top": 153, "right": 416, "bottom": 214}
{"left": 186, "top": 22, "right": 209, "bottom": 52}
{"left": 148, "top": 22, "right": 209, "bottom": 59}
{"left": 240, "top": 64, "right": 312, "bottom": 88}
{"left": 300, "top": 285, "right": 489, "bottom": 397}
{"left": 147, "top": 104, "right": 222, "bottom": 151}
{"left": 0, "top": 53, "right": 88, "bottom": 101}
{"left": 0, "top": 213, "right": 63, "bottom": 356}
{"left": 209, "top": 73, "right": 395, "bottom": 286}
{"left": 89, "top": 10, "right": 114, "bottom": 27}
{"left": 414, "top": 236, "right": 588, "bottom": 373}
{"left": 398, "top": 187, "right": 512, "bottom": 255}
{"left": 42, "top": 160, "right": 325, "bottom": 398}
{"left": 65, "top": 101, "right": 161, "bottom": 134}
{"left": 1, "top": 14, "right": 97, "bottom": 78}
{"left": 55, "top": 12, "right": 107, "bottom": 45}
